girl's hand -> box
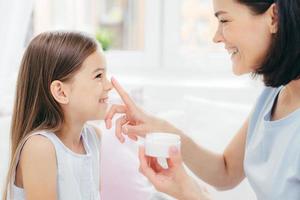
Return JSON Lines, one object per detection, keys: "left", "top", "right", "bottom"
{"left": 105, "top": 77, "right": 176, "bottom": 143}
{"left": 138, "top": 146, "right": 212, "bottom": 200}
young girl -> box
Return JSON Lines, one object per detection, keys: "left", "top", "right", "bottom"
{"left": 3, "top": 31, "right": 112, "bottom": 200}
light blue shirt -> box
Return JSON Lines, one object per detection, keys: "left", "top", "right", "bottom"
{"left": 244, "top": 87, "right": 300, "bottom": 200}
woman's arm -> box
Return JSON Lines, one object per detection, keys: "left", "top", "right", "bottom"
{"left": 179, "top": 118, "right": 248, "bottom": 190}
{"left": 19, "top": 135, "right": 57, "bottom": 200}
{"left": 105, "top": 77, "right": 247, "bottom": 189}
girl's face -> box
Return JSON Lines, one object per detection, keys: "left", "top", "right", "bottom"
{"left": 65, "top": 50, "right": 112, "bottom": 121}
{"left": 212, "top": 0, "right": 274, "bottom": 75}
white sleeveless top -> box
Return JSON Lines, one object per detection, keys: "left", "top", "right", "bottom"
{"left": 8, "top": 124, "right": 101, "bottom": 200}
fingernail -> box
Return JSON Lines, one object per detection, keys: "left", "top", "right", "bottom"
{"left": 111, "top": 77, "right": 117, "bottom": 84}
{"left": 108, "top": 120, "right": 112, "bottom": 129}
{"left": 122, "top": 138, "right": 125, "bottom": 143}
{"left": 123, "top": 126, "right": 128, "bottom": 134}
{"left": 170, "top": 146, "right": 178, "bottom": 154}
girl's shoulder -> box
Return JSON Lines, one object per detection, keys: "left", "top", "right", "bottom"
{"left": 20, "top": 133, "right": 57, "bottom": 169}
{"left": 85, "top": 123, "right": 102, "bottom": 141}
{"left": 17, "top": 133, "right": 57, "bottom": 195}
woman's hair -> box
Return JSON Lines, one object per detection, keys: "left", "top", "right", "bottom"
{"left": 237, "top": 0, "right": 300, "bottom": 87}
{"left": 3, "top": 31, "right": 98, "bottom": 199}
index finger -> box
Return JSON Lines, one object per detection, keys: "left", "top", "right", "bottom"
{"left": 111, "top": 77, "right": 136, "bottom": 109}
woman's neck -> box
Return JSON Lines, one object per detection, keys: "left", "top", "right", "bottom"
{"left": 282, "top": 79, "right": 300, "bottom": 104}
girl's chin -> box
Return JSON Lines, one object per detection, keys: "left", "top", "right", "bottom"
{"left": 87, "top": 111, "right": 106, "bottom": 121}
{"left": 86, "top": 116, "right": 104, "bottom": 122}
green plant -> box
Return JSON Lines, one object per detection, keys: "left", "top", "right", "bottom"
{"left": 95, "top": 28, "right": 114, "bottom": 51}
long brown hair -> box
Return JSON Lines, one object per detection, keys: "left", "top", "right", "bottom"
{"left": 3, "top": 31, "right": 98, "bottom": 199}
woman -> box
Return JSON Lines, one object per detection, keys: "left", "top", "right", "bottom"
{"left": 106, "top": 0, "right": 300, "bottom": 199}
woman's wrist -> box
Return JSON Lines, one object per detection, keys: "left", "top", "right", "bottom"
{"left": 177, "top": 177, "right": 201, "bottom": 200}
{"left": 153, "top": 117, "right": 183, "bottom": 135}
{"left": 180, "top": 179, "right": 211, "bottom": 200}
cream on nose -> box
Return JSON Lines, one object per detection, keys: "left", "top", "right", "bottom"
{"left": 103, "top": 76, "right": 113, "bottom": 91}
{"left": 104, "top": 81, "right": 113, "bottom": 92}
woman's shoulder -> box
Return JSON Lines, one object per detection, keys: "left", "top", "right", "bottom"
{"left": 254, "top": 86, "right": 282, "bottom": 107}
{"left": 259, "top": 86, "right": 280, "bottom": 98}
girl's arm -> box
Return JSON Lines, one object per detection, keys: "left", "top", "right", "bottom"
{"left": 20, "top": 135, "right": 57, "bottom": 200}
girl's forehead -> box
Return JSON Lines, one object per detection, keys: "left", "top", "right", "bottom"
{"left": 81, "top": 51, "right": 107, "bottom": 72}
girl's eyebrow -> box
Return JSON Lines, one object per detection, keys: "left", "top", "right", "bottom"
{"left": 92, "top": 67, "right": 105, "bottom": 74}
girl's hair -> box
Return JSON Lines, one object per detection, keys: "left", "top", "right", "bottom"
{"left": 3, "top": 31, "right": 98, "bottom": 199}
{"left": 237, "top": 0, "right": 300, "bottom": 87}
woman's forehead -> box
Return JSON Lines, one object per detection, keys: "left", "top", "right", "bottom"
{"left": 213, "top": 0, "right": 252, "bottom": 17}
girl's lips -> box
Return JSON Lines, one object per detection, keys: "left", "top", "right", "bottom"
{"left": 99, "top": 97, "right": 109, "bottom": 103}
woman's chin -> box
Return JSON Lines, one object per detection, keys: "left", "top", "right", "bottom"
{"left": 232, "top": 64, "right": 252, "bottom": 76}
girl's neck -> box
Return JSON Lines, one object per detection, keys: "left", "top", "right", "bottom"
{"left": 55, "top": 116, "right": 86, "bottom": 153}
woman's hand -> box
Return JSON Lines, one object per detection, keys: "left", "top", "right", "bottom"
{"left": 105, "top": 77, "right": 179, "bottom": 143}
{"left": 138, "top": 146, "right": 212, "bottom": 200}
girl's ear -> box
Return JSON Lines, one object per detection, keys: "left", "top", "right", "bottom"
{"left": 50, "top": 80, "right": 70, "bottom": 104}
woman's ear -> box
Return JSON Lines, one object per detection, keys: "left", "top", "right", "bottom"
{"left": 267, "top": 3, "right": 279, "bottom": 34}
{"left": 50, "top": 80, "right": 69, "bottom": 104}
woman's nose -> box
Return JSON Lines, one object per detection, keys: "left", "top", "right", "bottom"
{"left": 213, "top": 26, "right": 224, "bottom": 43}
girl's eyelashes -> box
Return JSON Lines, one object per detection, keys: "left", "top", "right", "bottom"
{"left": 95, "top": 73, "right": 102, "bottom": 79}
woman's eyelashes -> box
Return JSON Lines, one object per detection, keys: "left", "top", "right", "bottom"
{"left": 219, "top": 19, "right": 230, "bottom": 24}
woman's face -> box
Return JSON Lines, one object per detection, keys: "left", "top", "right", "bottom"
{"left": 213, "top": 0, "right": 274, "bottom": 75}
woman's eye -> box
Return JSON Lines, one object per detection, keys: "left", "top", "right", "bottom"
{"left": 95, "top": 73, "right": 102, "bottom": 79}
{"left": 220, "top": 19, "right": 228, "bottom": 24}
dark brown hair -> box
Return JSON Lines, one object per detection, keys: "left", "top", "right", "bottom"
{"left": 237, "top": 0, "right": 300, "bottom": 87}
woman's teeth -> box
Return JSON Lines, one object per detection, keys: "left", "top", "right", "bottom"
{"left": 228, "top": 48, "right": 239, "bottom": 56}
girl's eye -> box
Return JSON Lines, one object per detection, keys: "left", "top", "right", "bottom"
{"left": 95, "top": 73, "right": 102, "bottom": 79}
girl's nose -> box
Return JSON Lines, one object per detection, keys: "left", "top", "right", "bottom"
{"left": 105, "top": 77, "right": 113, "bottom": 91}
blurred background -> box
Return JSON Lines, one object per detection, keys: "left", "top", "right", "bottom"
{"left": 0, "top": 0, "right": 263, "bottom": 199}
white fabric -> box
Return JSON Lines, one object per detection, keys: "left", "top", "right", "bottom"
{"left": 99, "top": 122, "right": 155, "bottom": 200}
{"left": 9, "top": 124, "right": 101, "bottom": 200}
